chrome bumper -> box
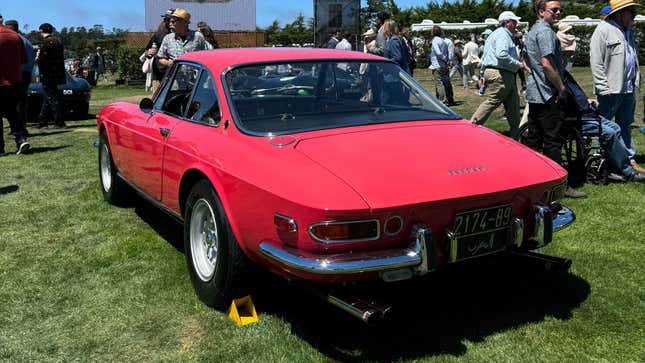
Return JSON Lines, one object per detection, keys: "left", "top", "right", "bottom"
{"left": 260, "top": 206, "right": 575, "bottom": 276}
{"left": 259, "top": 227, "right": 435, "bottom": 275}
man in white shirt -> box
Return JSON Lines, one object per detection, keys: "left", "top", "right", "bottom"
{"left": 335, "top": 33, "right": 352, "bottom": 51}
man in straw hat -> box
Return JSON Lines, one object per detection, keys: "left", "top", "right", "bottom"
{"left": 362, "top": 28, "right": 377, "bottom": 54}
{"left": 590, "top": 0, "right": 644, "bottom": 173}
{"left": 470, "top": 10, "right": 527, "bottom": 138}
{"left": 157, "top": 8, "right": 207, "bottom": 68}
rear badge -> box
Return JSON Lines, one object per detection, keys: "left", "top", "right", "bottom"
{"left": 448, "top": 166, "right": 485, "bottom": 176}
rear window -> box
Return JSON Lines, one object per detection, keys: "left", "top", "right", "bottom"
{"left": 224, "top": 61, "right": 459, "bottom": 135}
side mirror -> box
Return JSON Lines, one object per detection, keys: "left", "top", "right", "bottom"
{"left": 139, "top": 98, "right": 154, "bottom": 113}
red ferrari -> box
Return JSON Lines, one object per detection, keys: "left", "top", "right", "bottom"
{"left": 97, "top": 48, "right": 574, "bottom": 311}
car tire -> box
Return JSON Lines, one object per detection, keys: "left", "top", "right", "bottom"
{"left": 98, "top": 131, "right": 127, "bottom": 205}
{"left": 184, "top": 179, "right": 249, "bottom": 310}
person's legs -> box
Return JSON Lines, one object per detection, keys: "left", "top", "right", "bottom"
{"left": 538, "top": 99, "right": 565, "bottom": 164}
{"left": 440, "top": 67, "right": 455, "bottom": 104}
{"left": 1, "top": 85, "right": 29, "bottom": 153}
{"left": 582, "top": 117, "right": 632, "bottom": 175}
{"left": 41, "top": 82, "right": 64, "bottom": 128}
{"left": 501, "top": 71, "right": 520, "bottom": 138}
{"left": 471, "top": 69, "right": 506, "bottom": 124}
{"left": 613, "top": 93, "right": 636, "bottom": 159}
{"left": 432, "top": 69, "right": 446, "bottom": 103}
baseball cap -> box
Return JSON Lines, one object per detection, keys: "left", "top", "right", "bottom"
{"left": 498, "top": 11, "right": 521, "bottom": 22}
{"left": 170, "top": 8, "right": 191, "bottom": 23}
{"left": 39, "top": 23, "right": 54, "bottom": 33}
{"left": 601, "top": 5, "right": 612, "bottom": 16}
{"left": 162, "top": 8, "right": 175, "bottom": 19}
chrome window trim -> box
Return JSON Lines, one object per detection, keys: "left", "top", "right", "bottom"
{"left": 308, "top": 219, "right": 380, "bottom": 244}
{"left": 220, "top": 59, "right": 461, "bottom": 138}
{"left": 154, "top": 60, "right": 222, "bottom": 126}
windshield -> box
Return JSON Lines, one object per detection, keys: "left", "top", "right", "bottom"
{"left": 224, "top": 61, "right": 460, "bottom": 135}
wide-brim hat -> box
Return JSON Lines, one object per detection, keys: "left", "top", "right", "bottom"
{"left": 170, "top": 8, "right": 191, "bottom": 23}
{"left": 608, "top": 0, "right": 640, "bottom": 17}
{"left": 363, "top": 28, "right": 376, "bottom": 37}
{"left": 558, "top": 22, "right": 572, "bottom": 33}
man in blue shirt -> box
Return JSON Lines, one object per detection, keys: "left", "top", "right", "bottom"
{"left": 523, "top": 0, "right": 586, "bottom": 198}
{"left": 471, "top": 11, "right": 527, "bottom": 138}
{"left": 428, "top": 25, "right": 455, "bottom": 105}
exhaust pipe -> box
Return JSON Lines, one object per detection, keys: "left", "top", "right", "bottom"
{"left": 326, "top": 293, "right": 392, "bottom": 325}
{"left": 511, "top": 250, "right": 572, "bottom": 272}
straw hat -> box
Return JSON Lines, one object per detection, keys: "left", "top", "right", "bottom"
{"left": 363, "top": 28, "right": 376, "bottom": 37}
{"left": 558, "top": 22, "right": 572, "bottom": 33}
{"left": 608, "top": 0, "right": 640, "bottom": 17}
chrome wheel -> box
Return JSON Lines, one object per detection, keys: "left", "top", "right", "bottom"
{"left": 190, "top": 198, "right": 218, "bottom": 282}
{"left": 100, "top": 143, "right": 112, "bottom": 192}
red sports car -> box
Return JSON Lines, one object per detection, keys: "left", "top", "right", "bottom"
{"left": 97, "top": 48, "right": 574, "bottom": 313}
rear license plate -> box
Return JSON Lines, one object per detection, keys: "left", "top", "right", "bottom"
{"left": 450, "top": 205, "right": 513, "bottom": 261}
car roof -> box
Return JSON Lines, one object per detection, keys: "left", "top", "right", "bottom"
{"left": 179, "top": 48, "right": 388, "bottom": 70}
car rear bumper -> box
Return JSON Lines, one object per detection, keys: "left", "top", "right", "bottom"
{"left": 259, "top": 204, "right": 575, "bottom": 276}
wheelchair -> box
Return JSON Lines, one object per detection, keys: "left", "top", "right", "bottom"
{"left": 516, "top": 113, "right": 609, "bottom": 186}
{"left": 515, "top": 72, "right": 609, "bottom": 186}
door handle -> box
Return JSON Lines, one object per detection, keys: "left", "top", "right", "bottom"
{"left": 159, "top": 128, "right": 170, "bottom": 137}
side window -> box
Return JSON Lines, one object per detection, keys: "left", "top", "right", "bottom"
{"left": 159, "top": 63, "right": 200, "bottom": 118}
{"left": 186, "top": 72, "right": 221, "bottom": 125}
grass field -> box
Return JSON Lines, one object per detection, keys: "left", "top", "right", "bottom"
{"left": 0, "top": 68, "right": 643, "bottom": 362}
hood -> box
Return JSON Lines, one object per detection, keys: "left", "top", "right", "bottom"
{"left": 295, "top": 122, "right": 565, "bottom": 209}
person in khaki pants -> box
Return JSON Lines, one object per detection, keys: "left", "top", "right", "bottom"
{"left": 471, "top": 11, "right": 528, "bottom": 138}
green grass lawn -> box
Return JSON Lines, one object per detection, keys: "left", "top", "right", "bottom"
{"left": 0, "top": 71, "right": 644, "bottom": 362}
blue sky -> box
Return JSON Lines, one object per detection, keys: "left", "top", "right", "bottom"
{"left": 0, "top": 0, "right": 513, "bottom": 32}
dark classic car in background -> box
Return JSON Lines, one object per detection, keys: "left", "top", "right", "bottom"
{"left": 97, "top": 48, "right": 575, "bottom": 322}
{"left": 25, "top": 66, "right": 92, "bottom": 121}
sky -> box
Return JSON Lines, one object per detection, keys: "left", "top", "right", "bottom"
{"left": 0, "top": 0, "right": 500, "bottom": 32}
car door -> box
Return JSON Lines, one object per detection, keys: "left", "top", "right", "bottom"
{"left": 160, "top": 69, "right": 223, "bottom": 211}
{"left": 127, "top": 62, "right": 201, "bottom": 200}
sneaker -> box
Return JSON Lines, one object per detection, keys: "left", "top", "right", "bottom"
{"left": 35, "top": 123, "right": 48, "bottom": 129}
{"left": 630, "top": 160, "right": 645, "bottom": 174}
{"left": 16, "top": 140, "right": 31, "bottom": 155}
{"left": 608, "top": 173, "right": 627, "bottom": 183}
{"left": 564, "top": 186, "right": 587, "bottom": 199}
{"left": 52, "top": 123, "right": 66, "bottom": 129}
{"left": 625, "top": 171, "right": 645, "bottom": 182}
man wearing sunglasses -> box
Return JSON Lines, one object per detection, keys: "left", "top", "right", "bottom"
{"left": 590, "top": 0, "right": 644, "bottom": 173}
{"left": 157, "top": 8, "right": 207, "bottom": 68}
{"left": 523, "top": 1, "right": 586, "bottom": 197}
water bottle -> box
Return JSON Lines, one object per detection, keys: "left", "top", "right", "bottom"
{"left": 478, "top": 84, "right": 486, "bottom": 95}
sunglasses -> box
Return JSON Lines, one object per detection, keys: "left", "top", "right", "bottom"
{"left": 546, "top": 7, "right": 563, "bottom": 14}
{"left": 169, "top": 18, "right": 183, "bottom": 23}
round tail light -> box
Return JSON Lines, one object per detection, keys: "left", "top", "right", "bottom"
{"left": 384, "top": 216, "right": 403, "bottom": 236}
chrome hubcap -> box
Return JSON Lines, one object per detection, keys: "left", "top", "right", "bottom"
{"left": 190, "top": 198, "right": 218, "bottom": 282}
{"left": 100, "top": 143, "right": 112, "bottom": 192}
